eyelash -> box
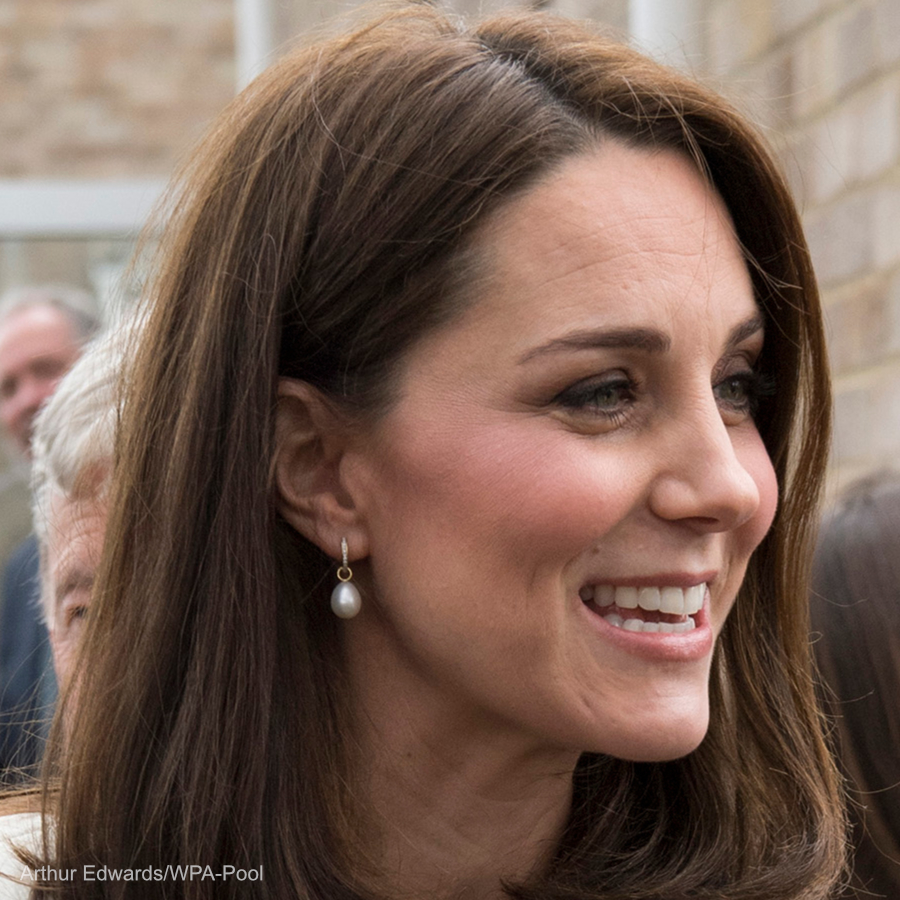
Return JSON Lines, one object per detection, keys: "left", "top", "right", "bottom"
{"left": 554, "top": 373, "right": 636, "bottom": 425}
{"left": 65, "top": 604, "right": 89, "bottom": 628}
{"left": 715, "top": 370, "right": 776, "bottom": 416}
{"left": 553, "top": 369, "right": 776, "bottom": 423}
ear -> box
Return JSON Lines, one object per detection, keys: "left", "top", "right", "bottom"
{"left": 274, "top": 378, "right": 370, "bottom": 561}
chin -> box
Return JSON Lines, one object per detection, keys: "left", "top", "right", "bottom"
{"left": 589, "top": 703, "right": 710, "bottom": 763}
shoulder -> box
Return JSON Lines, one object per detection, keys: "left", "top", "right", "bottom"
{"left": 0, "top": 812, "right": 42, "bottom": 899}
{"left": 1, "top": 538, "right": 38, "bottom": 586}
{"left": 0, "top": 536, "right": 39, "bottom": 611}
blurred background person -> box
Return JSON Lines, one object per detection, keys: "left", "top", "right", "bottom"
{"left": 0, "top": 286, "right": 100, "bottom": 780}
{"left": 811, "top": 471, "right": 900, "bottom": 898}
{"left": 0, "top": 288, "right": 97, "bottom": 458}
{"left": 30, "top": 330, "right": 118, "bottom": 691}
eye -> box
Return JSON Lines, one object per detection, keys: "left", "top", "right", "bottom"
{"left": 553, "top": 372, "right": 636, "bottom": 423}
{"left": 32, "top": 358, "right": 68, "bottom": 380}
{"left": 61, "top": 604, "right": 89, "bottom": 640}
{"left": 58, "top": 589, "right": 91, "bottom": 631}
{"left": 66, "top": 604, "right": 88, "bottom": 624}
{"left": 714, "top": 370, "right": 775, "bottom": 420}
{"left": 716, "top": 374, "right": 751, "bottom": 407}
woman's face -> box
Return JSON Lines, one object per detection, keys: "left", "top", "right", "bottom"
{"left": 343, "top": 144, "right": 779, "bottom": 763}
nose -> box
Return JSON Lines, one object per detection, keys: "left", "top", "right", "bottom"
{"left": 648, "top": 405, "right": 762, "bottom": 534}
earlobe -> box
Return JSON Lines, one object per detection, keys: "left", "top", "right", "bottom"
{"left": 274, "top": 378, "right": 370, "bottom": 560}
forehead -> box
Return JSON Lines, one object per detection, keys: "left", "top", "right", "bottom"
{"left": 420, "top": 144, "right": 757, "bottom": 367}
{"left": 0, "top": 306, "right": 79, "bottom": 369}
{"left": 46, "top": 494, "right": 107, "bottom": 574}
{"left": 494, "top": 145, "right": 744, "bottom": 293}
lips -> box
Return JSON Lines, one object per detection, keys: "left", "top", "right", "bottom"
{"left": 579, "top": 583, "right": 707, "bottom": 634}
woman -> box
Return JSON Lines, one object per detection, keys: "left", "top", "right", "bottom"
{"left": 7, "top": 5, "right": 842, "bottom": 898}
{"left": 812, "top": 472, "right": 900, "bottom": 897}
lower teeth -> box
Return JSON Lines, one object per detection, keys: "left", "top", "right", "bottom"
{"left": 604, "top": 613, "right": 695, "bottom": 634}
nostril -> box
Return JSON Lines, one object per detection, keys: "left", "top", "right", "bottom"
{"left": 649, "top": 454, "right": 762, "bottom": 532}
{"left": 691, "top": 516, "right": 722, "bottom": 528}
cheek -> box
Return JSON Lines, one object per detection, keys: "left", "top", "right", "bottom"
{"left": 739, "top": 434, "right": 779, "bottom": 554}
{"left": 363, "top": 418, "right": 636, "bottom": 582}
{"left": 51, "top": 632, "right": 71, "bottom": 683}
{"left": 0, "top": 399, "right": 19, "bottom": 430}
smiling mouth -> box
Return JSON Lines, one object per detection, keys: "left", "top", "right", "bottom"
{"left": 579, "top": 584, "right": 706, "bottom": 634}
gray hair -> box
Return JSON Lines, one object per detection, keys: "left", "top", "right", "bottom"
{"left": 30, "top": 327, "right": 123, "bottom": 624}
{"left": 0, "top": 283, "right": 101, "bottom": 343}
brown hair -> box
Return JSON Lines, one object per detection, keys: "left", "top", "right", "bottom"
{"left": 811, "top": 472, "right": 900, "bottom": 897}
{"left": 35, "top": 5, "right": 841, "bottom": 898}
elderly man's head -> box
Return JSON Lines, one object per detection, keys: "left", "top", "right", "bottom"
{"left": 31, "top": 331, "right": 119, "bottom": 684}
{"left": 0, "top": 285, "right": 100, "bottom": 457}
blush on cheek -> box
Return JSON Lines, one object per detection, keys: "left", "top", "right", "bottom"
{"left": 399, "top": 431, "right": 630, "bottom": 564}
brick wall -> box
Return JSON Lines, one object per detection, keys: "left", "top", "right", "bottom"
{"left": 0, "top": 0, "right": 235, "bottom": 177}
{"left": 274, "top": 1, "right": 628, "bottom": 52}
{"left": 701, "top": 0, "right": 900, "bottom": 491}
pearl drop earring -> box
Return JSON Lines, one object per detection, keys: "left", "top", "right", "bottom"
{"left": 330, "top": 537, "right": 361, "bottom": 619}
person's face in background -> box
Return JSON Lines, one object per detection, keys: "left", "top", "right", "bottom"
{"left": 0, "top": 305, "right": 82, "bottom": 457}
{"left": 46, "top": 494, "right": 106, "bottom": 686}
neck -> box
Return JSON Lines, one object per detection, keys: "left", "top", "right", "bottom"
{"left": 344, "top": 631, "right": 578, "bottom": 900}
{"left": 358, "top": 733, "right": 573, "bottom": 900}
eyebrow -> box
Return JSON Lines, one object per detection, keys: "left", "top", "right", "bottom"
{"left": 518, "top": 313, "right": 764, "bottom": 364}
{"left": 725, "top": 314, "right": 765, "bottom": 349}
{"left": 54, "top": 570, "right": 95, "bottom": 606}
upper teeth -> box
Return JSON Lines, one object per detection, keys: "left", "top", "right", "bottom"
{"left": 580, "top": 584, "right": 706, "bottom": 616}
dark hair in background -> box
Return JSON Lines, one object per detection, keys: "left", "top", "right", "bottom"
{"left": 812, "top": 471, "right": 900, "bottom": 897}
{"left": 33, "top": 5, "right": 841, "bottom": 898}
